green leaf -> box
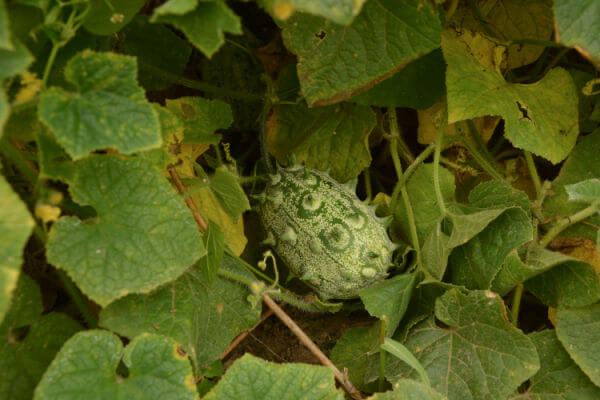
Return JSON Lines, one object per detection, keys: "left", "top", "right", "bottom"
{"left": 0, "top": 39, "right": 32, "bottom": 80}
{"left": 34, "top": 331, "right": 198, "bottom": 400}
{"left": 38, "top": 50, "right": 162, "bottom": 160}
{"left": 99, "top": 254, "right": 260, "bottom": 369}
{"left": 492, "top": 248, "right": 544, "bottom": 296}
{"left": 259, "top": 0, "right": 367, "bottom": 25}
{"left": 0, "top": 275, "right": 82, "bottom": 400}
{"left": 543, "top": 129, "right": 600, "bottom": 240}
{"left": 394, "top": 163, "right": 455, "bottom": 246}
{"left": 0, "top": 0, "right": 11, "bottom": 50}
{"left": 395, "top": 282, "right": 454, "bottom": 342}
{"left": 360, "top": 274, "right": 416, "bottom": 336}
{"left": 280, "top": 0, "right": 442, "bottom": 105}
{"left": 554, "top": 0, "right": 600, "bottom": 67}
{"left": 154, "top": 0, "right": 198, "bottom": 16}
{"left": 448, "top": 208, "right": 533, "bottom": 289}
{"left": 0, "top": 175, "right": 34, "bottom": 324}
{"left": 0, "top": 274, "right": 42, "bottom": 335}
{"left": 120, "top": 16, "right": 192, "bottom": 91}
{"left": 466, "top": 180, "right": 531, "bottom": 215}
{"left": 369, "top": 379, "right": 447, "bottom": 400}
{"left": 267, "top": 102, "right": 376, "bottom": 182}
{"left": 1, "top": 313, "right": 81, "bottom": 400}
{"left": 446, "top": 206, "right": 507, "bottom": 248}
{"left": 509, "top": 330, "right": 600, "bottom": 400}
{"left": 421, "top": 221, "right": 450, "bottom": 280}
{"left": 382, "top": 338, "right": 430, "bottom": 387}
{"left": 351, "top": 49, "right": 446, "bottom": 109}
{"left": 0, "top": 39, "right": 33, "bottom": 134}
{"left": 384, "top": 289, "right": 539, "bottom": 400}
{"left": 329, "top": 323, "right": 380, "bottom": 391}
{"left": 83, "top": 0, "right": 146, "bottom": 35}
{"left": 556, "top": 303, "right": 600, "bottom": 386}
{"left": 523, "top": 247, "right": 600, "bottom": 308}
{"left": 565, "top": 178, "right": 600, "bottom": 203}
{"left": 165, "top": 96, "right": 233, "bottom": 144}
{"left": 46, "top": 155, "right": 204, "bottom": 306}
{"left": 137, "top": 104, "right": 185, "bottom": 169}
{"left": 416, "top": 194, "right": 527, "bottom": 284}
{"left": 203, "top": 353, "right": 344, "bottom": 400}
{"left": 451, "top": 0, "right": 554, "bottom": 69}
{"left": 36, "top": 130, "right": 75, "bottom": 182}
{"left": 209, "top": 167, "right": 251, "bottom": 221}
{"left": 443, "top": 29, "right": 579, "bottom": 164}
{"left": 152, "top": 1, "right": 242, "bottom": 58}
{"left": 199, "top": 221, "right": 224, "bottom": 285}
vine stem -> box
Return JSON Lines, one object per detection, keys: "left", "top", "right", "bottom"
{"left": 41, "top": 41, "right": 61, "bottom": 89}
{"left": 510, "top": 284, "right": 524, "bottom": 327}
{"left": 433, "top": 116, "right": 447, "bottom": 216}
{"left": 539, "top": 204, "right": 598, "bottom": 247}
{"left": 389, "top": 110, "right": 422, "bottom": 268}
{"left": 523, "top": 151, "right": 542, "bottom": 198}
{"left": 461, "top": 121, "right": 505, "bottom": 181}
{"left": 262, "top": 295, "right": 364, "bottom": 400}
{"left": 139, "top": 63, "right": 264, "bottom": 102}
{"left": 390, "top": 144, "right": 435, "bottom": 213}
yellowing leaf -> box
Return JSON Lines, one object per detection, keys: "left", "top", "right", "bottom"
{"left": 191, "top": 187, "right": 247, "bottom": 256}
{"left": 417, "top": 99, "right": 499, "bottom": 145}
{"left": 443, "top": 29, "right": 579, "bottom": 164}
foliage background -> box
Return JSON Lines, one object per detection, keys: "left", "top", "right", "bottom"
{"left": 1, "top": 0, "right": 600, "bottom": 399}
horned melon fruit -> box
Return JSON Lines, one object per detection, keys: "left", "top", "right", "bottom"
{"left": 257, "top": 164, "right": 396, "bottom": 299}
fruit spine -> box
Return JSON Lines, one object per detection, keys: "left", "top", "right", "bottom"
{"left": 256, "top": 164, "right": 395, "bottom": 299}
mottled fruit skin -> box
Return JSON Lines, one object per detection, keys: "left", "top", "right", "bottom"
{"left": 257, "top": 165, "right": 395, "bottom": 299}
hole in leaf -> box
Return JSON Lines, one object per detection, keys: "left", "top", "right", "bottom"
{"left": 315, "top": 30, "right": 326, "bottom": 40}
{"left": 516, "top": 101, "right": 532, "bottom": 121}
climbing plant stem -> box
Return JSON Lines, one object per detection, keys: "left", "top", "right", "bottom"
{"left": 140, "top": 63, "right": 264, "bottom": 102}
{"left": 524, "top": 151, "right": 542, "bottom": 198}
{"left": 390, "top": 144, "right": 436, "bottom": 213}
{"left": 510, "top": 284, "right": 524, "bottom": 327}
{"left": 433, "top": 118, "right": 447, "bottom": 216}
{"left": 389, "top": 111, "right": 422, "bottom": 268}
{"left": 539, "top": 204, "right": 598, "bottom": 247}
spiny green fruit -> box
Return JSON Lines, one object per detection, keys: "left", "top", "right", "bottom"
{"left": 256, "top": 164, "right": 396, "bottom": 299}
